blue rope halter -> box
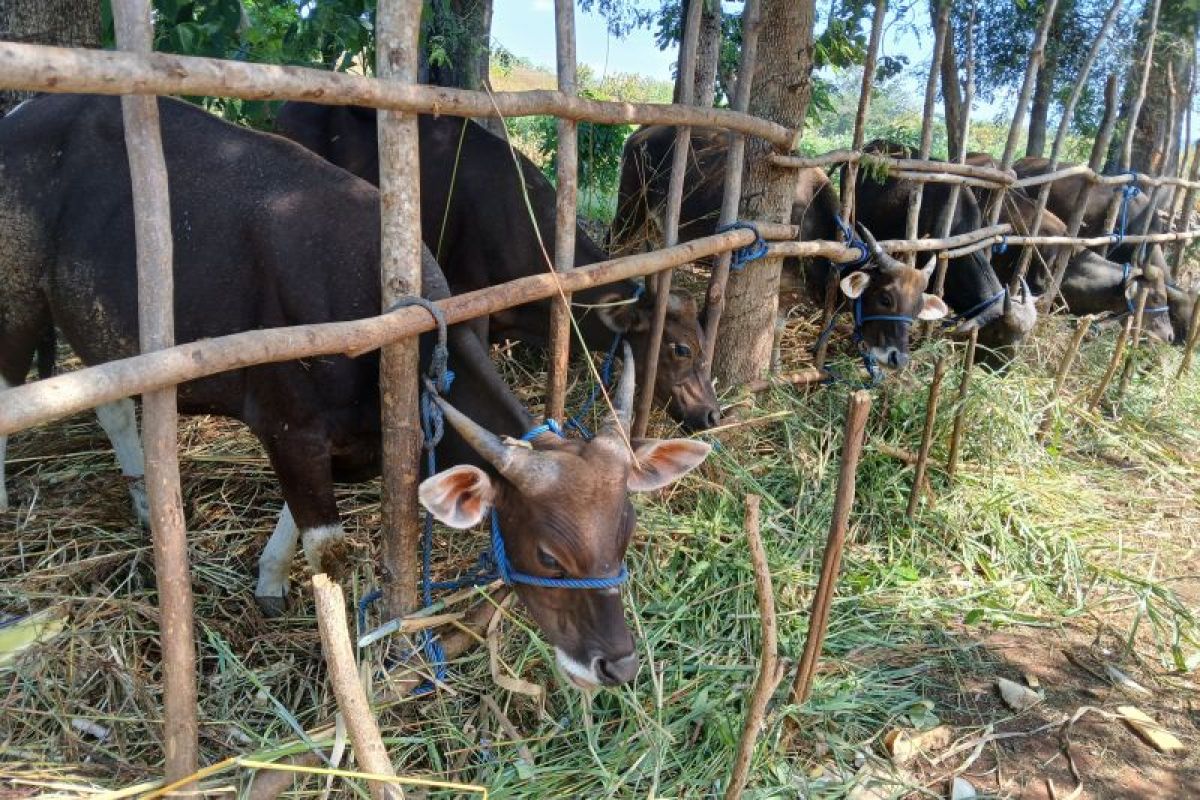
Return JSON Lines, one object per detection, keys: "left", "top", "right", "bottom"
{"left": 717, "top": 221, "right": 769, "bottom": 271}
{"left": 940, "top": 287, "right": 1007, "bottom": 330}
{"left": 1110, "top": 174, "right": 1141, "bottom": 247}
{"left": 1120, "top": 262, "right": 1169, "bottom": 317}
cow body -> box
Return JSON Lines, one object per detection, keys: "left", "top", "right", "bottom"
{"left": 274, "top": 104, "right": 721, "bottom": 430}
{"left": 0, "top": 95, "right": 710, "bottom": 687}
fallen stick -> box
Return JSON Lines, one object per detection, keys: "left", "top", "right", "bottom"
{"left": 723, "top": 495, "right": 780, "bottom": 800}
{"left": 906, "top": 357, "right": 948, "bottom": 519}
{"left": 311, "top": 574, "right": 401, "bottom": 800}
{"left": 1113, "top": 288, "right": 1150, "bottom": 410}
{"left": 1087, "top": 314, "right": 1136, "bottom": 413}
{"left": 746, "top": 368, "right": 828, "bottom": 393}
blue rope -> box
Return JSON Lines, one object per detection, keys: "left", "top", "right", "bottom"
{"left": 565, "top": 334, "right": 622, "bottom": 439}
{"left": 1119, "top": 263, "right": 1170, "bottom": 317}
{"left": 992, "top": 236, "right": 1008, "bottom": 254}
{"left": 1111, "top": 175, "right": 1141, "bottom": 246}
{"left": 941, "top": 288, "right": 1007, "bottom": 329}
{"left": 815, "top": 295, "right": 911, "bottom": 388}
{"left": 717, "top": 221, "right": 769, "bottom": 271}
{"left": 834, "top": 215, "right": 872, "bottom": 267}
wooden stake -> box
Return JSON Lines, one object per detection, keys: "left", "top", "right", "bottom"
{"left": 634, "top": 0, "right": 702, "bottom": 437}
{"left": 377, "top": 0, "right": 425, "bottom": 619}
{"left": 904, "top": 0, "right": 950, "bottom": 267}
{"left": 312, "top": 575, "right": 401, "bottom": 800}
{"left": 945, "top": 329, "right": 978, "bottom": 479}
{"left": 701, "top": 0, "right": 761, "bottom": 373}
{"left": 722, "top": 495, "right": 779, "bottom": 800}
{"left": 788, "top": 390, "right": 872, "bottom": 708}
{"left": 111, "top": 0, "right": 197, "bottom": 784}
{"left": 933, "top": 3, "right": 976, "bottom": 298}
{"left": 1087, "top": 314, "right": 1136, "bottom": 412}
{"left": 1114, "top": 287, "right": 1150, "bottom": 408}
{"left": 906, "top": 357, "right": 948, "bottom": 519}
{"left": 1036, "top": 316, "right": 1094, "bottom": 440}
{"left": 545, "top": 0, "right": 578, "bottom": 422}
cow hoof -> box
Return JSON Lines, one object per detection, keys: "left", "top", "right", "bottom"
{"left": 127, "top": 477, "right": 151, "bottom": 528}
{"left": 255, "top": 593, "right": 288, "bottom": 618}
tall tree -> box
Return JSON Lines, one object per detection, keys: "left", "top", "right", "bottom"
{"left": 0, "top": 0, "right": 102, "bottom": 115}
{"left": 1127, "top": 0, "right": 1199, "bottom": 173}
{"left": 712, "top": 0, "right": 817, "bottom": 385}
{"left": 691, "top": 0, "right": 722, "bottom": 106}
{"left": 422, "top": 0, "right": 493, "bottom": 91}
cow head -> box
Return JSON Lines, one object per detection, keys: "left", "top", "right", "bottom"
{"left": 838, "top": 226, "right": 948, "bottom": 370}
{"left": 417, "top": 344, "right": 710, "bottom": 689}
{"left": 596, "top": 288, "right": 721, "bottom": 431}
{"left": 1127, "top": 263, "right": 1174, "bottom": 344}
{"left": 1167, "top": 282, "right": 1196, "bottom": 346}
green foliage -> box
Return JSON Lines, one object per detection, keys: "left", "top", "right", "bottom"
{"left": 506, "top": 99, "right": 634, "bottom": 193}
{"left": 102, "top": 0, "right": 376, "bottom": 127}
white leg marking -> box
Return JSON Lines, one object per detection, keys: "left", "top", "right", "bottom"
{"left": 0, "top": 378, "right": 10, "bottom": 511}
{"left": 94, "top": 399, "right": 149, "bottom": 526}
{"left": 555, "top": 647, "right": 601, "bottom": 690}
{"left": 301, "top": 523, "right": 347, "bottom": 572}
{"left": 256, "top": 504, "right": 299, "bottom": 601}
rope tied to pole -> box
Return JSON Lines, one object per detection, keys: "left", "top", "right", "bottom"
{"left": 1111, "top": 173, "right": 1141, "bottom": 246}
{"left": 717, "top": 221, "right": 769, "bottom": 270}
{"left": 834, "top": 214, "right": 872, "bottom": 267}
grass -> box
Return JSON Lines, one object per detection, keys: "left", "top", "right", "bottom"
{"left": 2, "top": 299, "right": 1199, "bottom": 796}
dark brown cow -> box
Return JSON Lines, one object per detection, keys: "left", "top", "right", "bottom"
{"left": 611, "top": 125, "right": 951, "bottom": 371}
{"left": 0, "top": 94, "right": 710, "bottom": 688}
{"left": 273, "top": 104, "right": 721, "bottom": 430}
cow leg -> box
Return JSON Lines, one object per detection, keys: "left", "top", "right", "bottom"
{"left": 0, "top": 378, "right": 9, "bottom": 511}
{"left": 254, "top": 503, "right": 299, "bottom": 616}
{"left": 94, "top": 399, "right": 151, "bottom": 527}
{"left": 0, "top": 313, "right": 48, "bottom": 512}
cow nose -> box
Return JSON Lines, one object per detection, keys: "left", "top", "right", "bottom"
{"left": 887, "top": 349, "right": 910, "bottom": 369}
{"left": 703, "top": 407, "right": 721, "bottom": 428}
{"left": 595, "top": 652, "right": 639, "bottom": 686}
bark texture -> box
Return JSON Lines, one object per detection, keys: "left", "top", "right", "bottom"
{"left": 711, "top": 0, "right": 815, "bottom": 386}
{"left": 422, "top": 0, "right": 493, "bottom": 91}
{"left": 0, "top": 0, "right": 101, "bottom": 115}
{"left": 939, "top": 11, "right": 965, "bottom": 161}
{"left": 692, "top": 0, "right": 722, "bottom": 107}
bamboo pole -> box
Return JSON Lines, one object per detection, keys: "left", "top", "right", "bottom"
{"left": 545, "top": 0, "right": 578, "bottom": 422}
{"left": 904, "top": 0, "right": 950, "bottom": 268}
{"left": 0, "top": 41, "right": 796, "bottom": 149}
{"left": 1087, "top": 314, "right": 1136, "bottom": 412}
{"left": 722, "top": 494, "right": 779, "bottom": 800}
{"left": 769, "top": 223, "right": 1012, "bottom": 258}
{"left": 0, "top": 228, "right": 757, "bottom": 437}
{"left": 905, "top": 357, "right": 948, "bottom": 519}
{"left": 110, "top": 0, "right": 197, "bottom": 784}
{"left": 945, "top": 329, "right": 978, "bottom": 479}
{"left": 769, "top": 153, "right": 1018, "bottom": 187}
{"left": 376, "top": 0, "right": 424, "bottom": 620}
{"left": 311, "top": 575, "right": 400, "bottom": 800}
{"left": 1177, "top": 300, "right": 1200, "bottom": 378}
{"left": 932, "top": 3, "right": 976, "bottom": 297}
{"left": 1099, "top": 0, "right": 1162, "bottom": 250}
{"left": 1114, "top": 287, "right": 1150, "bottom": 408}
{"left": 1007, "top": 0, "right": 1123, "bottom": 297}
{"left": 701, "top": 0, "right": 762, "bottom": 374}
{"left": 634, "top": 0, "right": 702, "bottom": 437}
{"left": 1035, "top": 315, "right": 1094, "bottom": 440}
{"left": 788, "top": 390, "right": 872, "bottom": 708}
{"left": 813, "top": 0, "right": 886, "bottom": 369}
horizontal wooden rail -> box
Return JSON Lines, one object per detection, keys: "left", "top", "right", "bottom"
{"left": 0, "top": 42, "right": 797, "bottom": 150}
{"left": 0, "top": 229, "right": 755, "bottom": 436}
{"left": 771, "top": 152, "right": 1015, "bottom": 187}
{"left": 766, "top": 225, "right": 1011, "bottom": 262}
{"left": 1002, "top": 228, "right": 1200, "bottom": 247}
{"left": 1013, "top": 163, "right": 1200, "bottom": 191}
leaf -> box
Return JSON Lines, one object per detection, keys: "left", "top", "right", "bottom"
{"left": 0, "top": 609, "right": 67, "bottom": 667}
{"left": 964, "top": 608, "right": 986, "bottom": 625}
{"left": 997, "top": 677, "right": 1042, "bottom": 711}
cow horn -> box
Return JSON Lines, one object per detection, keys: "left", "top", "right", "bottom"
{"left": 603, "top": 340, "right": 637, "bottom": 438}
{"left": 856, "top": 223, "right": 904, "bottom": 274}
{"left": 919, "top": 253, "right": 937, "bottom": 285}
{"left": 428, "top": 389, "right": 534, "bottom": 479}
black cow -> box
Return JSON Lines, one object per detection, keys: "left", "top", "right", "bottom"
{"left": 273, "top": 103, "right": 721, "bottom": 430}
{"left": 0, "top": 94, "right": 710, "bottom": 688}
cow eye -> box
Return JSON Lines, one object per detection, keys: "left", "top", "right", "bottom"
{"left": 537, "top": 548, "right": 563, "bottom": 572}
{"left": 879, "top": 293, "right": 893, "bottom": 308}
{"left": 672, "top": 342, "right": 692, "bottom": 358}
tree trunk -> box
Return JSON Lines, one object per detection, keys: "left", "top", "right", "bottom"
{"left": 1131, "top": 42, "right": 1195, "bottom": 173}
{"left": 0, "top": 0, "right": 101, "bottom": 115}
{"left": 938, "top": 3, "right": 964, "bottom": 159}
{"left": 711, "top": 0, "right": 815, "bottom": 386}
{"left": 1025, "top": 59, "right": 1054, "bottom": 158}
{"left": 423, "top": 0, "right": 493, "bottom": 91}
{"left": 692, "top": 0, "right": 722, "bottom": 107}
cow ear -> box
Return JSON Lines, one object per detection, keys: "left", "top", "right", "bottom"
{"left": 917, "top": 294, "right": 949, "bottom": 321}
{"left": 597, "top": 292, "right": 651, "bottom": 333}
{"left": 627, "top": 439, "right": 711, "bottom": 492}
{"left": 839, "top": 271, "right": 871, "bottom": 299}
{"left": 418, "top": 465, "right": 495, "bottom": 528}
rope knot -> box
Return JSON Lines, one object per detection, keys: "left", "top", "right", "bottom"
{"left": 717, "top": 221, "right": 769, "bottom": 271}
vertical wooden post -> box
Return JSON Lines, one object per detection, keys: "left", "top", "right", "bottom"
{"left": 1007, "top": 0, "right": 1123, "bottom": 298}
{"left": 813, "top": 0, "right": 885, "bottom": 368}
{"left": 701, "top": 0, "right": 761, "bottom": 374}
{"left": 377, "top": 0, "right": 425, "bottom": 619}
{"left": 1087, "top": 314, "right": 1136, "bottom": 412}
{"left": 903, "top": 0, "right": 950, "bottom": 268}
{"left": 788, "top": 390, "right": 871, "bottom": 708}
{"left": 945, "top": 329, "right": 978, "bottom": 478}
{"left": 1036, "top": 316, "right": 1094, "bottom": 440}
{"left": 722, "top": 495, "right": 778, "bottom": 800}
{"left": 633, "top": 0, "right": 702, "bottom": 437}
{"left": 906, "top": 357, "right": 947, "bottom": 519}
{"left": 933, "top": 4, "right": 976, "bottom": 298}
{"left": 111, "top": 0, "right": 197, "bottom": 784}
{"left": 1114, "top": 287, "right": 1150, "bottom": 407}
{"left": 545, "top": 0, "right": 578, "bottom": 422}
